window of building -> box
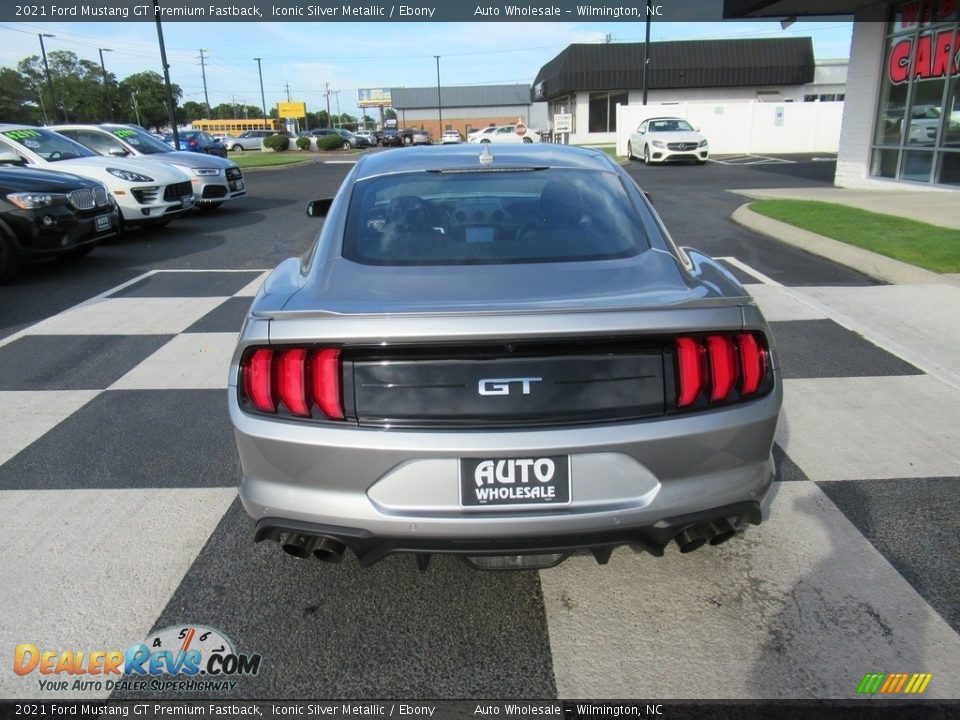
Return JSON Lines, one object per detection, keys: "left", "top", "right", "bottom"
{"left": 870, "top": 2, "right": 960, "bottom": 185}
{"left": 588, "top": 92, "right": 628, "bottom": 133}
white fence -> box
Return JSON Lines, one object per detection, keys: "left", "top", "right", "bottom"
{"left": 615, "top": 101, "right": 844, "bottom": 156}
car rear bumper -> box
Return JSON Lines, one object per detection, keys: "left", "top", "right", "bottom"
{"left": 231, "top": 385, "right": 780, "bottom": 554}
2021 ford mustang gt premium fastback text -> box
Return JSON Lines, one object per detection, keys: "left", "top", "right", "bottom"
{"left": 229, "top": 144, "right": 781, "bottom": 571}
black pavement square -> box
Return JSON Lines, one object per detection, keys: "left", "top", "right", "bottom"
{"left": 773, "top": 444, "right": 809, "bottom": 482}
{"left": 718, "top": 259, "right": 761, "bottom": 285}
{"left": 818, "top": 477, "right": 960, "bottom": 634}
{"left": 107, "top": 271, "right": 263, "bottom": 298}
{"left": 113, "top": 499, "right": 557, "bottom": 700}
{"left": 769, "top": 319, "right": 923, "bottom": 379}
{"left": 0, "top": 334, "right": 173, "bottom": 391}
{"left": 0, "top": 389, "right": 238, "bottom": 490}
{"left": 184, "top": 297, "right": 251, "bottom": 334}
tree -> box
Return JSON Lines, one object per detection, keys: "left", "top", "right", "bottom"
{"left": 118, "top": 71, "right": 181, "bottom": 130}
{"left": 181, "top": 100, "right": 207, "bottom": 122}
{"left": 384, "top": 108, "right": 397, "bottom": 120}
{"left": 0, "top": 68, "right": 39, "bottom": 124}
{"left": 17, "top": 50, "right": 113, "bottom": 123}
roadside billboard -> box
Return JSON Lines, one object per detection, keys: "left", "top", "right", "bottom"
{"left": 358, "top": 88, "right": 392, "bottom": 108}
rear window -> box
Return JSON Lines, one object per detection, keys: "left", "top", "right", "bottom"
{"left": 342, "top": 168, "right": 649, "bottom": 265}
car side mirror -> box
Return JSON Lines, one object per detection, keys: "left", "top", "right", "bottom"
{"left": 306, "top": 198, "right": 334, "bottom": 218}
{"left": 108, "top": 147, "right": 128, "bottom": 157}
{"left": 637, "top": 127, "right": 644, "bottom": 134}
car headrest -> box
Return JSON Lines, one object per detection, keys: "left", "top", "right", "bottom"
{"left": 538, "top": 180, "right": 582, "bottom": 225}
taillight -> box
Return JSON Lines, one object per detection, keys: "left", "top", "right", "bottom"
{"left": 311, "top": 348, "right": 344, "bottom": 420}
{"left": 675, "top": 333, "right": 769, "bottom": 410}
{"left": 240, "top": 346, "right": 344, "bottom": 420}
{"left": 676, "top": 337, "right": 706, "bottom": 408}
{"left": 707, "top": 335, "right": 738, "bottom": 401}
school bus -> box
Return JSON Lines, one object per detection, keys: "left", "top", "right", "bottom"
{"left": 191, "top": 118, "right": 281, "bottom": 137}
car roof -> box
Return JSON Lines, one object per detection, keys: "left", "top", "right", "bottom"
{"left": 644, "top": 117, "right": 689, "bottom": 123}
{"left": 353, "top": 143, "right": 614, "bottom": 180}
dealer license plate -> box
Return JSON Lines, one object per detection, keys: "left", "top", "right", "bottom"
{"left": 460, "top": 455, "right": 570, "bottom": 507}
{"left": 95, "top": 214, "right": 111, "bottom": 231}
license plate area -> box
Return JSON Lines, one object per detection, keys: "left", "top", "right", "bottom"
{"left": 95, "top": 214, "right": 111, "bottom": 231}
{"left": 460, "top": 455, "right": 570, "bottom": 507}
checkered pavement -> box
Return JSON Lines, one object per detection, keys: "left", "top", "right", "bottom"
{"left": 1, "top": 267, "right": 958, "bottom": 701}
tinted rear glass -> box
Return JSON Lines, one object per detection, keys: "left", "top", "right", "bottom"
{"left": 342, "top": 168, "right": 649, "bottom": 266}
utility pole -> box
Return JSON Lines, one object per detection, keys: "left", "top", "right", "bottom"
{"left": 254, "top": 57, "right": 267, "bottom": 125}
{"left": 434, "top": 55, "right": 442, "bottom": 134}
{"left": 285, "top": 81, "right": 292, "bottom": 102}
{"left": 642, "top": 0, "right": 652, "bottom": 106}
{"left": 98, "top": 48, "right": 113, "bottom": 122}
{"left": 131, "top": 91, "right": 141, "bottom": 125}
{"left": 324, "top": 82, "right": 332, "bottom": 127}
{"left": 334, "top": 91, "right": 341, "bottom": 126}
{"left": 153, "top": 0, "right": 179, "bottom": 147}
{"left": 198, "top": 48, "right": 211, "bottom": 117}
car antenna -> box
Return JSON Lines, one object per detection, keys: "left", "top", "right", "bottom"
{"left": 479, "top": 145, "right": 494, "bottom": 165}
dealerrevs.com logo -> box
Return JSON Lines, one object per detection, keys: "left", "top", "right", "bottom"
{"left": 13, "top": 625, "right": 262, "bottom": 693}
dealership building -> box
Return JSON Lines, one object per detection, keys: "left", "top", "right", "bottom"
{"left": 532, "top": 37, "right": 850, "bottom": 145}
{"left": 726, "top": 0, "right": 959, "bottom": 190}
{"left": 389, "top": 84, "right": 549, "bottom": 139}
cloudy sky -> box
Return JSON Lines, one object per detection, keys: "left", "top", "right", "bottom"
{"left": 0, "top": 19, "right": 853, "bottom": 117}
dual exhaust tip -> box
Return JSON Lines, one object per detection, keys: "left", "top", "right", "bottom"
{"left": 673, "top": 519, "right": 737, "bottom": 554}
{"left": 280, "top": 533, "right": 347, "bottom": 563}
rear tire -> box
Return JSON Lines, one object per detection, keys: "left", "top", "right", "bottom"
{"left": 0, "top": 232, "right": 22, "bottom": 282}
{"left": 342, "top": 141, "right": 351, "bottom": 150}
{"left": 231, "top": 144, "right": 243, "bottom": 152}
{"left": 522, "top": 137, "right": 533, "bottom": 143}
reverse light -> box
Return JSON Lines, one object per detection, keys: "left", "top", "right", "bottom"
{"left": 241, "top": 346, "right": 344, "bottom": 420}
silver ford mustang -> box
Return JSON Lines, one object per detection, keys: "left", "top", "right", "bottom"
{"left": 228, "top": 144, "right": 781, "bottom": 571}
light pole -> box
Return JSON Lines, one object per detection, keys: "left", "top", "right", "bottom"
{"left": 38, "top": 33, "right": 61, "bottom": 123}
{"left": 434, "top": 55, "right": 442, "bottom": 135}
{"left": 254, "top": 57, "right": 267, "bottom": 127}
{"left": 98, "top": 48, "right": 113, "bottom": 122}
{"left": 153, "top": 0, "right": 179, "bottom": 146}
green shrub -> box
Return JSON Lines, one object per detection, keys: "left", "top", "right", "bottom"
{"left": 295, "top": 136, "right": 311, "bottom": 151}
{"left": 263, "top": 134, "right": 290, "bottom": 152}
{"left": 317, "top": 134, "right": 344, "bottom": 151}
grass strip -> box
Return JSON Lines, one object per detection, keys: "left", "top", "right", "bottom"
{"left": 750, "top": 199, "right": 960, "bottom": 273}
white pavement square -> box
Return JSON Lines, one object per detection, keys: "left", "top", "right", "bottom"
{"left": 26, "top": 297, "right": 229, "bottom": 336}
{"left": 540, "top": 482, "right": 960, "bottom": 699}
{"left": 746, "top": 284, "right": 828, "bottom": 322}
{"left": 0, "top": 391, "right": 100, "bottom": 467}
{"left": 109, "top": 333, "right": 239, "bottom": 390}
{"left": 778, "top": 375, "right": 960, "bottom": 482}
{"left": 0, "top": 487, "right": 237, "bottom": 699}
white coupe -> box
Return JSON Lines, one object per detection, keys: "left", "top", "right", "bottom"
{"left": 627, "top": 117, "right": 709, "bottom": 165}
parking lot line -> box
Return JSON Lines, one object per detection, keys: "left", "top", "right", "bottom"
{"left": 709, "top": 155, "right": 797, "bottom": 165}
{"left": 721, "top": 255, "right": 960, "bottom": 392}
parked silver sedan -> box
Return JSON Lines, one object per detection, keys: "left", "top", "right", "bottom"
{"left": 52, "top": 124, "right": 245, "bottom": 209}
{"left": 229, "top": 144, "right": 781, "bottom": 571}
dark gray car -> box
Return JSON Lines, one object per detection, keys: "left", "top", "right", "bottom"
{"left": 229, "top": 144, "right": 782, "bottom": 571}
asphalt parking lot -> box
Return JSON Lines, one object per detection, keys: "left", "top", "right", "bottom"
{"left": 2, "top": 151, "right": 958, "bottom": 701}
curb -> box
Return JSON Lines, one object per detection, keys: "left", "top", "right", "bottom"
{"left": 732, "top": 203, "right": 960, "bottom": 287}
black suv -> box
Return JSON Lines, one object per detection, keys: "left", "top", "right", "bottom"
{"left": 0, "top": 164, "right": 119, "bottom": 281}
